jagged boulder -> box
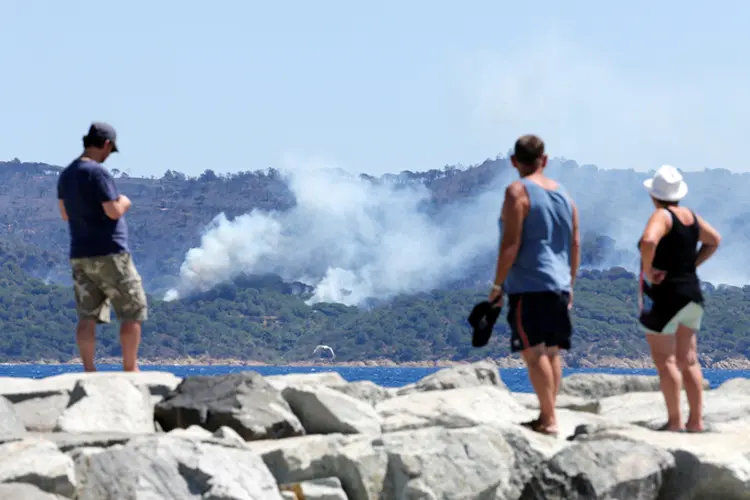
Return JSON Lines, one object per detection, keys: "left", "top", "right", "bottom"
{"left": 376, "top": 385, "right": 533, "bottom": 433}
{"left": 0, "top": 396, "right": 26, "bottom": 440}
{"left": 0, "top": 438, "right": 76, "bottom": 498}
{"left": 520, "top": 437, "right": 675, "bottom": 499}
{"left": 282, "top": 385, "right": 382, "bottom": 435}
{"left": 154, "top": 371, "right": 305, "bottom": 441}
{"left": 55, "top": 377, "right": 154, "bottom": 433}
{"left": 75, "top": 435, "right": 283, "bottom": 499}
{"left": 330, "top": 380, "right": 392, "bottom": 406}
{"left": 559, "top": 373, "right": 709, "bottom": 399}
{"left": 396, "top": 360, "right": 507, "bottom": 396}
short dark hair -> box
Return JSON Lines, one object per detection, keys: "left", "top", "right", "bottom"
{"left": 513, "top": 135, "right": 545, "bottom": 166}
{"left": 82, "top": 134, "right": 107, "bottom": 149}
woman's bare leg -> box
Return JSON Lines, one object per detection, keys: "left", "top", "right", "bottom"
{"left": 647, "top": 332, "right": 684, "bottom": 431}
{"left": 675, "top": 324, "right": 704, "bottom": 432}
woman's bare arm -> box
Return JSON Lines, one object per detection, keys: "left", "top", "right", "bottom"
{"left": 695, "top": 214, "right": 721, "bottom": 268}
{"left": 639, "top": 209, "right": 671, "bottom": 277}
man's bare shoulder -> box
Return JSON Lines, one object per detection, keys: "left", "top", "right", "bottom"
{"left": 536, "top": 177, "right": 560, "bottom": 191}
{"left": 504, "top": 180, "right": 527, "bottom": 200}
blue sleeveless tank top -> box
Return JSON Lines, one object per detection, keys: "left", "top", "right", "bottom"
{"left": 502, "top": 178, "right": 574, "bottom": 294}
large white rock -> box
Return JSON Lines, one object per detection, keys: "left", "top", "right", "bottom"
{"left": 0, "top": 396, "right": 26, "bottom": 440}
{"left": 0, "top": 483, "right": 67, "bottom": 499}
{"left": 0, "top": 438, "right": 76, "bottom": 497}
{"left": 382, "top": 424, "right": 544, "bottom": 499}
{"left": 375, "top": 385, "right": 534, "bottom": 433}
{"left": 574, "top": 425, "right": 750, "bottom": 499}
{"left": 0, "top": 371, "right": 181, "bottom": 399}
{"left": 282, "top": 385, "right": 382, "bottom": 435}
{"left": 513, "top": 392, "right": 601, "bottom": 414}
{"left": 252, "top": 434, "right": 388, "bottom": 500}
{"left": 521, "top": 437, "right": 675, "bottom": 499}
{"left": 396, "top": 360, "right": 507, "bottom": 396}
{"left": 715, "top": 377, "right": 750, "bottom": 395}
{"left": 559, "top": 373, "right": 709, "bottom": 399}
{"left": 330, "top": 380, "right": 392, "bottom": 406}
{"left": 2, "top": 371, "right": 181, "bottom": 432}
{"left": 265, "top": 372, "right": 348, "bottom": 391}
{"left": 75, "top": 435, "right": 283, "bottom": 499}
{"left": 280, "top": 477, "right": 348, "bottom": 500}
{"left": 596, "top": 390, "right": 750, "bottom": 432}
{"left": 55, "top": 377, "right": 154, "bottom": 434}
{"left": 254, "top": 422, "right": 558, "bottom": 500}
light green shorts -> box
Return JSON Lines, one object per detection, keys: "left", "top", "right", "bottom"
{"left": 641, "top": 301, "right": 704, "bottom": 335}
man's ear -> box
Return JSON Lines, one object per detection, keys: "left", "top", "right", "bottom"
{"left": 540, "top": 155, "right": 548, "bottom": 168}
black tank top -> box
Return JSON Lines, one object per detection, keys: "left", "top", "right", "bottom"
{"left": 642, "top": 208, "right": 703, "bottom": 304}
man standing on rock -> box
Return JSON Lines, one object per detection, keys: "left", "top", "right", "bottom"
{"left": 488, "top": 134, "right": 580, "bottom": 435}
{"left": 57, "top": 122, "right": 148, "bottom": 372}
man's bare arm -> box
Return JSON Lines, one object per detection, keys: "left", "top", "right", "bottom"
{"left": 58, "top": 199, "right": 68, "bottom": 221}
{"left": 570, "top": 203, "right": 580, "bottom": 286}
{"left": 102, "top": 195, "right": 132, "bottom": 220}
{"left": 493, "top": 182, "right": 526, "bottom": 287}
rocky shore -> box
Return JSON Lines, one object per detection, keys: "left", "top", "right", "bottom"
{"left": 0, "top": 361, "right": 749, "bottom": 499}
{"left": 14, "top": 353, "right": 750, "bottom": 369}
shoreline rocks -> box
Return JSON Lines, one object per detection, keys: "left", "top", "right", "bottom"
{"left": 0, "top": 361, "right": 749, "bottom": 499}
{"left": 14, "top": 352, "right": 750, "bottom": 369}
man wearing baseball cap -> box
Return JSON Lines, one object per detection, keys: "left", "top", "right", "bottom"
{"left": 56, "top": 121, "right": 147, "bottom": 372}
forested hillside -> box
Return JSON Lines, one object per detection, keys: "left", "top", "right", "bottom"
{"left": 2, "top": 158, "right": 512, "bottom": 293}
{"left": 0, "top": 237, "right": 749, "bottom": 365}
{"left": 1, "top": 156, "right": 749, "bottom": 365}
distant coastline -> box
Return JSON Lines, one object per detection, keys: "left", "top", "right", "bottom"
{"left": 4, "top": 354, "right": 750, "bottom": 370}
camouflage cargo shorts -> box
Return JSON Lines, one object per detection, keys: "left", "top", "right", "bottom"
{"left": 70, "top": 252, "right": 148, "bottom": 324}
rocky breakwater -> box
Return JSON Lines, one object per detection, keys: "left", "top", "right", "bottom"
{"left": 0, "top": 364, "right": 748, "bottom": 499}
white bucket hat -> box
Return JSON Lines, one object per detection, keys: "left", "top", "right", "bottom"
{"left": 643, "top": 164, "right": 688, "bottom": 202}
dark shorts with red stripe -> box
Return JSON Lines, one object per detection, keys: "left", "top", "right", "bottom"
{"left": 506, "top": 291, "right": 572, "bottom": 353}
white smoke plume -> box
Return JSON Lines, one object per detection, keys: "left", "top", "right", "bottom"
{"left": 164, "top": 156, "right": 750, "bottom": 306}
{"left": 164, "top": 162, "right": 507, "bottom": 305}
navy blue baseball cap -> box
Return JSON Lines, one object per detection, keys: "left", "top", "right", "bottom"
{"left": 85, "top": 122, "right": 119, "bottom": 152}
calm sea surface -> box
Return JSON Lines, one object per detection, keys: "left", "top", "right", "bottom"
{"left": 0, "top": 364, "right": 748, "bottom": 392}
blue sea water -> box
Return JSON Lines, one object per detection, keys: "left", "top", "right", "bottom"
{"left": 0, "top": 364, "right": 748, "bottom": 392}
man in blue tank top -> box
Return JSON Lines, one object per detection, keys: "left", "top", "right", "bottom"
{"left": 489, "top": 134, "right": 580, "bottom": 436}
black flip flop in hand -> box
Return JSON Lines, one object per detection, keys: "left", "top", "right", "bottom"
{"left": 467, "top": 295, "right": 503, "bottom": 347}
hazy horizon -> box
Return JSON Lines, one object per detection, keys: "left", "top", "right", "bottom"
{"left": 3, "top": 1, "right": 750, "bottom": 177}
{"left": 8, "top": 153, "right": 750, "bottom": 180}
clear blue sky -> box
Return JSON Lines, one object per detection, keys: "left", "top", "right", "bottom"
{"left": 2, "top": 0, "right": 749, "bottom": 177}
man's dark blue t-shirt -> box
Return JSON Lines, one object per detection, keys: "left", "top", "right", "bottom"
{"left": 57, "top": 158, "right": 129, "bottom": 259}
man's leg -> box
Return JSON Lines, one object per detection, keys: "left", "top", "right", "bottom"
{"left": 508, "top": 293, "right": 558, "bottom": 434}
{"left": 71, "top": 261, "right": 109, "bottom": 372}
{"left": 547, "top": 346, "right": 563, "bottom": 404}
{"left": 541, "top": 292, "right": 571, "bottom": 414}
{"left": 120, "top": 321, "right": 142, "bottom": 372}
{"left": 103, "top": 253, "right": 149, "bottom": 372}
{"left": 521, "top": 345, "right": 558, "bottom": 432}
{"left": 76, "top": 320, "right": 97, "bottom": 372}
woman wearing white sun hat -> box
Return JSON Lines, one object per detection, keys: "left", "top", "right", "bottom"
{"left": 638, "top": 164, "right": 722, "bottom": 433}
